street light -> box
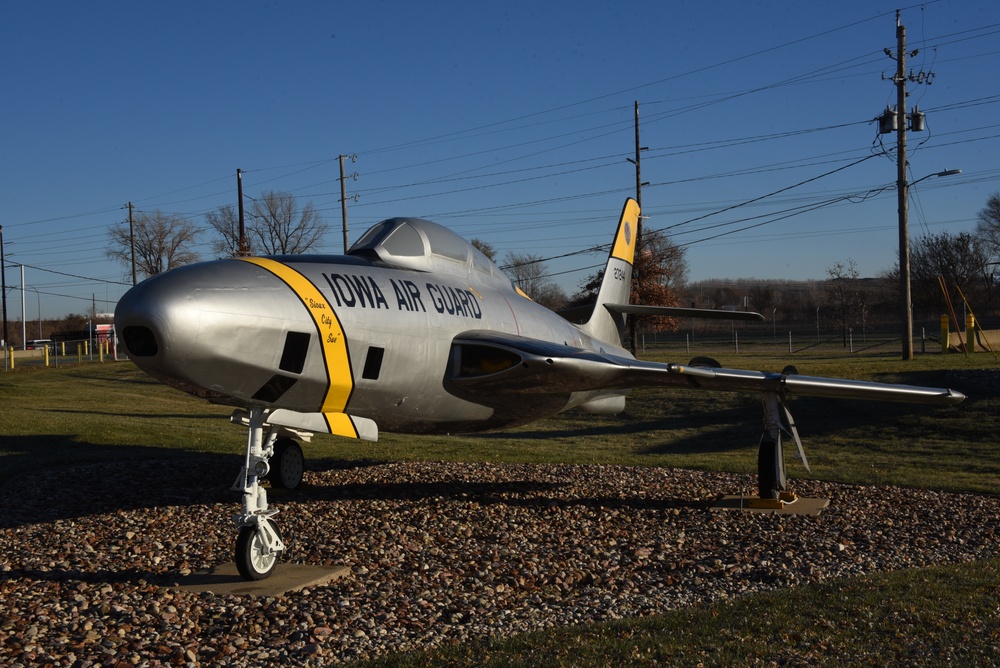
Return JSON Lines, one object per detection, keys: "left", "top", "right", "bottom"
{"left": 22, "top": 284, "right": 41, "bottom": 339}
{"left": 0, "top": 226, "right": 7, "bottom": 349}
{"left": 898, "top": 168, "right": 962, "bottom": 360}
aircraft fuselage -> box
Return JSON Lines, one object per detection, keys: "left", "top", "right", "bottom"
{"left": 117, "top": 251, "right": 626, "bottom": 435}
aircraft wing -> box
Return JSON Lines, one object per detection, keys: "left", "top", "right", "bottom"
{"left": 446, "top": 331, "right": 965, "bottom": 406}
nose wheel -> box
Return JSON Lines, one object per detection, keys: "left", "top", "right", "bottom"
{"left": 236, "top": 517, "right": 284, "bottom": 580}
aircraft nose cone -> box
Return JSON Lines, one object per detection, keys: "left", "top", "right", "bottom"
{"left": 114, "top": 259, "right": 290, "bottom": 387}
{"left": 115, "top": 267, "right": 200, "bottom": 364}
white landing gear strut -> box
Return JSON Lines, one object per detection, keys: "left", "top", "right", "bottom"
{"left": 232, "top": 407, "right": 287, "bottom": 580}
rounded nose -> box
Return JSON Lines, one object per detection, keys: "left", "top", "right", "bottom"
{"left": 114, "top": 259, "right": 292, "bottom": 381}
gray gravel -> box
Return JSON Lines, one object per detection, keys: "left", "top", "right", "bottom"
{"left": 1, "top": 457, "right": 997, "bottom": 666}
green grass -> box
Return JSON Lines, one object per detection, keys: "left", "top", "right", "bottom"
{"left": 2, "top": 352, "right": 999, "bottom": 666}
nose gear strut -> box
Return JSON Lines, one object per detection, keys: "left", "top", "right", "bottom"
{"left": 232, "top": 407, "right": 287, "bottom": 580}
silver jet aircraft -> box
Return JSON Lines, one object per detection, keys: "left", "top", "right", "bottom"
{"left": 115, "top": 199, "right": 965, "bottom": 580}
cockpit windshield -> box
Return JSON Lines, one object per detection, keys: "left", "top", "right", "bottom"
{"left": 348, "top": 217, "right": 504, "bottom": 283}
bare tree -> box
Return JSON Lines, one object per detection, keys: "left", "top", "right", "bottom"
{"left": 205, "top": 204, "right": 242, "bottom": 258}
{"left": 975, "top": 192, "right": 1000, "bottom": 265}
{"left": 249, "top": 191, "right": 327, "bottom": 255}
{"left": 207, "top": 191, "right": 328, "bottom": 257}
{"left": 907, "top": 231, "right": 991, "bottom": 314}
{"left": 825, "top": 259, "right": 867, "bottom": 345}
{"left": 504, "top": 251, "right": 548, "bottom": 295}
{"left": 503, "top": 251, "right": 566, "bottom": 309}
{"left": 107, "top": 210, "right": 200, "bottom": 278}
{"left": 470, "top": 238, "right": 498, "bottom": 263}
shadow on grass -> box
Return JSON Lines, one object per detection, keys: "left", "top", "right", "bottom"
{"left": 35, "top": 408, "right": 225, "bottom": 420}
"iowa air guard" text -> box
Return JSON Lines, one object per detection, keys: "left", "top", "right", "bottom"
{"left": 321, "top": 272, "right": 482, "bottom": 319}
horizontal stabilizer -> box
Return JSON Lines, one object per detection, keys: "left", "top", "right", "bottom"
{"left": 606, "top": 304, "right": 765, "bottom": 321}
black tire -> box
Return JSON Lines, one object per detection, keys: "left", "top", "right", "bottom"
{"left": 235, "top": 519, "right": 282, "bottom": 581}
{"left": 757, "top": 436, "right": 783, "bottom": 499}
{"left": 269, "top": 438, "right": 304, "bottom": 490}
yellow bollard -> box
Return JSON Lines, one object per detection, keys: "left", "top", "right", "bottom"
{"left": 99, "top": 341, "right": 104, "bottom": 363}
{"left": 61, "top": 341, "right": 66, "bottom": 356}
{"left": 44, "top": 346, "right": 50, "bottom": 367}
{"left": 940, "top": 315, "right": 949, "bottom": 354}
{"left": 7, "top": 347, "right": 13, "bottom": 370}
{"left": 84, "top": 340, "right": 89, "bottom": 356}
{"left": 966, "top": 314, "right": 976, "bottom": 354}
{"left": 77, "top": 343, "right": 82, "bottom": 364}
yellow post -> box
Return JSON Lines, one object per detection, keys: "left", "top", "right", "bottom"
{"left": 44, "top": 346, "right": 50, "bottom": 367}
{"left": 76, "top": 343, "right": 82, "bottom": 363}
{"left": 99, "top": 341, "right": 104, "bottom": 363}
{"left": 966, "top": 314, "right": 976, "bottom": 354}
{"left": 61, "top": 341, "right": 65, "bottom": 356}
{"left": 7, "top": 347, "right": 13, "bottom": 370}
{"left": 940, "top": 315, "right": 949, "bottom": 354}
{"left": 84, "top": 340, "right": 89, "bottom": 356}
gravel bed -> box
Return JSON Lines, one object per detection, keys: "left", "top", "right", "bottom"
{"left": 1, "top": 457, "right": 997, "bottom": 666}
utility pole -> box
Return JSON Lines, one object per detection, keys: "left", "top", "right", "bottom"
{"left": 237, "top": 168, "right": 248, "bottom": 256}
{"left": 882, "top": 10, "right": 933, "bottom": 360}
{"left": 339, "top": 155, "right": 358, "bottom": 253}
{"left": 894, "top": 13, "right": 913, "bottom": 360}
{"left": 127, "top": 202, "right": 137, "bottom": 286}
{"left": 339, "top": 156, "right": 349, "bottom": 253}
{"left": 625, "top": 101, "right": 649, "bottom": 354}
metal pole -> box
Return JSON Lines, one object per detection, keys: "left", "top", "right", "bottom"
{"left": 20, "top": 264, "right": 26, "bottom": 350}
{"left": 0, "top": 225, "right": 7, "bottom": 349}
{"left": 894, "top": 12, "right": 913, "bottom": 360}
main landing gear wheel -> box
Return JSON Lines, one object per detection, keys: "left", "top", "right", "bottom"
{"left": 268, "top": 438, "right": 304, "bottom": 490}
{"left": 235, "top": 518, "right": 283, "bottom": 581}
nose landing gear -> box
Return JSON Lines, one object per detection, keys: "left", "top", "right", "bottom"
{"left": 231, "top": 407, "right": 302, "bottom": 580}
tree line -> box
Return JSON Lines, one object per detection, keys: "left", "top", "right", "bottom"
{"left": 106, "top": 192, "right": 1000, "bottom": 338}
{"left": 107, "top": 191, "right": 328, "bottom": 279}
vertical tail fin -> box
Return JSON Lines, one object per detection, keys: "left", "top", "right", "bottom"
{"left": 578, "top": 198, "right": 640, "bottom": 344}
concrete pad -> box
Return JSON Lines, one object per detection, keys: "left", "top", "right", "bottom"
{"left": 170, "top": 562, "right": 349, "bottom": 597}
{"left": 710, "top": 495, "right": 830, "bottom": 516}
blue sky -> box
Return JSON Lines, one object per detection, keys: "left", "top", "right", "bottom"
{"left": 2, "top": 0, "right": 999, "bottom": 320}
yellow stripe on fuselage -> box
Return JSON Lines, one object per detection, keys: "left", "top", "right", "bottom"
{"left": 239, "top": 257, "right": 355, "bottom": 428}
